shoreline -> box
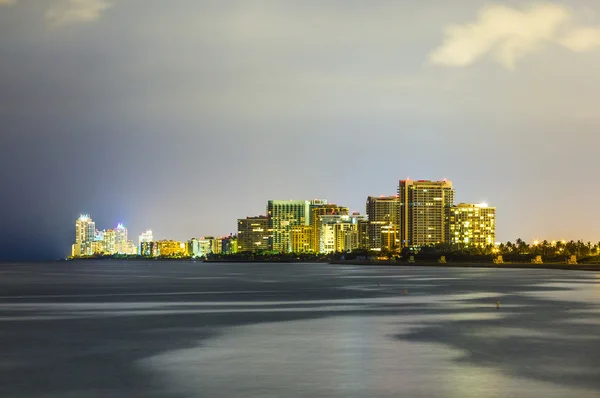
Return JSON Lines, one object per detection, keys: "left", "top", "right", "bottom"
{"left": 329, "top": 260, "right": 600, "bottom": 272}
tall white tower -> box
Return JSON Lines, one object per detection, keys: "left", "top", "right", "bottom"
{"left": 74, "top": 214, "right": 95, "bottom": 256}
{"left": 115, "top": 223, "right": 128, "bottom": 254}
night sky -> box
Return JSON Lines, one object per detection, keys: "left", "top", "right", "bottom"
{"left": 1, "top": 0, "right": 599, "bottom": 260}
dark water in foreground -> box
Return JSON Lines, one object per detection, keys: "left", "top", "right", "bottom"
{"left": 1, "top": 261, "right": 599, "bottom": 398}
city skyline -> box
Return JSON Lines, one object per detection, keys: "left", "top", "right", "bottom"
{"left": 2, "top": 1, "right": 600, "bottom": 260}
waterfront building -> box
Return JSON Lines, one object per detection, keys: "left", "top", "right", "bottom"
{"left": 290, "top": 226, "right": 313, "bottom": 253}
{"left": 267, "top": 200, "right": 311, "bottom": 253}
{"left": 398, "top": 179, "right": 454, "bottom": 247}
{"left": 357, "top": 217, "right": 369, "bottom": 250}
{"left": 381, "top": 225, "right": 400, "bottom": 252}
{"left": 221, "top": 235, "right": 238, "bottom": 254}
{"left": 447, "top": 203, "right": 496, "bottom": 248}
{"left": 104, "top": 229, "right": 116, "bottom": 254}
{"left": 366, "top": 196, "right": 399, "bottom": 251}
{"left": 317, "top": 214, "right": 367, "bottom": 253}
{"left": 210, "top": 236, "right": 222, "bottom": 254}
{"left": 139, "top": 230, "right": 153, "bottom": 253}
{"left": 140, "top": 241, "right": 158, "bottom": 257}
{"left": 311, "top": 203, "right": 349, "bottom": 252}
{"left": 115, "top": 223, "right": 127, "bottom": 254}
{"left": 237, "top": 216, "right": 271, "bottom": 252}
{"left": 156, "top": 240, "right": 186, "bottom": 257}
{"left": 73, "top": 214, "right": 95, "bottom": 256}
{"left": 198, "top": 237, "right": 214, "bottom": 257}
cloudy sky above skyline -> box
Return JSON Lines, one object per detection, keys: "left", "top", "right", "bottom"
{"left": 1, "top": 1, "right": 599, "bottom": 260}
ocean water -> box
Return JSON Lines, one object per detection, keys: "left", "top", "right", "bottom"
{"left": 0, "top": 261, "right": 599, "bottom": 397}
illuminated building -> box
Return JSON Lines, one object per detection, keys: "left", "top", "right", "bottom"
{"left": 140, "top": 241, "right": 158, "bottom": 257}
{"left": 381, "top": 225, "right": 400, "bottom": 252}
{"left": 398, "top": 179, "right": 454, "bottom": 247}
{"left": 115, "top": 223, "right": 127, "bottom": 254}
{"left": 366, "top": 196, "right": 399, "bottom": 251}
{"left": 156, "top": 240, "right": 186, "bottom": 257}
{"left": 267, "top": 200, "right": 311, "bottom": 253}
{"left": 104, "top": 229, "right": 116, "bottom": 254}
{"left": 221, "top": 235, "right": 238, "bottom": 254}
{"left": 139, "top": 230, "right": 153, "bottom": 253}
{"left": 317, "top": 214, "right": 367, "bottom": 253}
{"left": 209, "top": 236, "right": 222, "bottom": 254}
{"left": 237, "top": 216, "right": 271, "bottom": 252}
{"left": 311, "top": 203, "right": 349, "bottom": 252}
{"left": 290, "top": 226, "right": 313, "bottom": 253}
{"left": 357, "top": 218, "right": 369, "bottom": 250}
{"left": 73, "top": 214, "right": 96, "bottom": 256}
{"left": 447, "top": 203, "right": 496, "bottom": 248}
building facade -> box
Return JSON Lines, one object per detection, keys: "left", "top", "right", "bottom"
{"left": 267, "top": 200, "right": 311, "bottom": 253}
{"left": 398, "top": 179, "right": 455, "bottom": 247}
{"left": 290, "top": 226, "right": 313, "bottom": 252}
{"left": 237, "top": 216, "right": 271, "bottom": 252}
{"left": 366, "top": 196, "right": 399, "bottom": 251}
{"left": 317, "top": 214, "right": 367, "bottom": 253}
{"left": 73, "top": 214, "right": 96, "bottom": 256}
{"left": 447, "top": 203, "right": 496, "bottom": 248}
{"left": 139, "top": 230, "right": 153, "bottom": 254}
{"left": 311, "top": 204, "right": 349, "bottom": 252}
{"left": 156, "top": 240, "right": 186, "bottom": 257}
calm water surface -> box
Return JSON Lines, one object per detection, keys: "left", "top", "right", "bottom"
{"left": 1, "top": 261, "right": 599, "bottom": 397}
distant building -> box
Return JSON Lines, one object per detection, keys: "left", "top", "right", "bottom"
{"left": 156, "top": 240, "right": 186, "bottom": 257}
{"left": 221, "top": 235, "right": 238, "bottom": 254}
{"left": 290, "top": 226, "right": 313, "bottom": 253}
{"left": 140, "top": 241, "right": 158, "bottom": 257}
{"left": 267, "top": 200, "right": 311, "bottom": 253}
{"left": 317, "top": 214, "right": 367, "bottom": 253}
{"left": 447, "top": 203, "right": 496, "bottom": 248}
{"left": 104, "top": 229, "right": 116, "bottom": 254}
{"left": 366, "top": 196, "right": 399, "bottom": 251}
{"left": 311, "top": 203, "right": 349, "bottom": 252}
{"left": 139, "top": 230, "right": 153, "bottom": 253}
{"left": 398, "top": 179, "right": 454, "bottom": 247}
{"left": 357, "top": 217, "right": 369, "bottom": 250}
{"left": 73, "top": 214, "right": 95, "bottom": 256}
{"left": 380, "top": 225, "right": 400, "bottom": 252}
{"left": 237, "top": 216, "right": 271, "bottom": 252}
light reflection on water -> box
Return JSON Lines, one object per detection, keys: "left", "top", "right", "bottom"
{"left": 142, "top": 315, "right": 598, "bottom": 398}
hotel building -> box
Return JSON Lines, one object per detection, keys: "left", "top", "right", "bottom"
{"left": 398, "top": 179, "right": 454, "bottom": 247}
{"left": 366, "top": 196, "right": 399, "bottom": 251}
{"left": 237, "top": 216, "right": 271, "bottom": 252}
{"left": 267, "top": 200, "right": 311, "bottom": 253}
{"left": 447, "top": 203, "right": 496, "bottom": 248}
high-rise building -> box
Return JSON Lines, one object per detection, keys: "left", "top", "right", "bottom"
{"left": 104, "top": 229, "right": 116, "bottom": 254}
{"left": 290, "top": 226, "right": 313, "bottom": 253}
{"left": 237, "top": 216, "right": 271, "bottom": 252}
{"left": 316, "top": 214, "right": 367, "bottom": 253}
{"left": 310, "top": 203, "right": 349, "bottom": 252}
{"left": 398, "top": 179, "right": 455, "bottom": 247}
{"left": 267, "top": 200, "right": 311, "bottom": 253}
{"left": 139, "top": 230, "right": 153, "bottom": 253}
{"left": 357, "top": 217, "right": 369, "bottom": 250}
{"left": 366, "top": 196, "right": 399, "bottom": 251}
{"left": 73, "top": 214, "right": 96, "bottom": 256}
{"left": 115, "top": 223, "right": 128, "bottom": 254}
{"left": 447, "top": 203, "right": 496, "bottom": 248}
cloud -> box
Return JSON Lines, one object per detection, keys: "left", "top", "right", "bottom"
{"left": 429, "top": 3, "right": 600, "bottom": 69}
{"left": 46, "top": 0, "right": 112, "bottom": 27}
{"left": 0, "top": 0, "right": 17, "bottom": 5}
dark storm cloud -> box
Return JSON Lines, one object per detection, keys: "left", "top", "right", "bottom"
{"left": 1, "top": 0, "right": 600, "bottom": 259}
